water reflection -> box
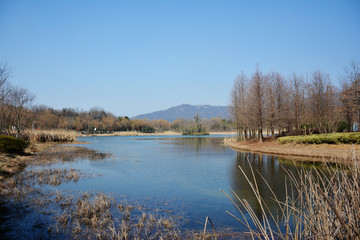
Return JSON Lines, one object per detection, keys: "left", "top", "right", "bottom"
{"left": 230, "top": 151, "right": 297, "bottom": 223}
{"left": 158, "top": 136, "right": 228, "bottom": 153}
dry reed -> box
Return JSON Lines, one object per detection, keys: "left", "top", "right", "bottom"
{"left": 223, "top": 150, "right": 360, "bottom": 239}
{"left": 25, "top": 129, "right": 79, "bottom": 143}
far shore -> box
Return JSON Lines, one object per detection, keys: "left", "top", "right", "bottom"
{"left": 225, "top": 138, "right": 360, "bottom": 163}
{"left": 82, "top": 131, "right": 236, "bottom": 137}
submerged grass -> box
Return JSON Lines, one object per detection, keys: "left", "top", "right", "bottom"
{"left": 223, "top": 150, "right": 360, "bottom": 239}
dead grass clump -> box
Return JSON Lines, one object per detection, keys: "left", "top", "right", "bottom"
{"left": 27, "top": 168, "right": 81, "bottom": 186}
{"left": 51, "top": 192, "right": 181, "bottom": 240}
{"left": 223, "top": 150, "right": 360, "bottom": 239}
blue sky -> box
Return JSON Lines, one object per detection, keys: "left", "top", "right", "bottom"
{"left": 1, "top": 0, "right": 359, "bottom": 117}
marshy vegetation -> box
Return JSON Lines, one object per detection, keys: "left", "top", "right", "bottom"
{"left": 223, "top": 152, "right": 360, "bottom": 239}
{"left": 24, "top": 129, "right": 79, "bottom": 143}
{"left": 0, "top": 144, "right": 184, "bottom": 239}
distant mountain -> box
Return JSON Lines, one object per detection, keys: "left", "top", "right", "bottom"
{"left": 133, "top": 104, "right": 231, "bottom": 122}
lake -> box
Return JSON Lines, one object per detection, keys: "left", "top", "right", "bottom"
{"left": 0, "top": 135, "right": 303, "bottom": 238}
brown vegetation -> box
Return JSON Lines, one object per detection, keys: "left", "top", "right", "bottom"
{"left": 222, "top": 151, "right": 360, "bottom": 239}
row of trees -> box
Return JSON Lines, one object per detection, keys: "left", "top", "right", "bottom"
{"left": 31, "top": 106, "right": 233, "bottom": 133}
{"left": 1, "top": 62, "right": 233, "bottom": 136}
{"left": 230, "top": 63, "right": 360, "bottom": 142}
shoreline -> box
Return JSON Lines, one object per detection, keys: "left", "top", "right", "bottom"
{"left": 81, "top": 131, "right": 236, "bottom": 137}
{"left": 225, "top": 138, "right": 360, "bottom": 163}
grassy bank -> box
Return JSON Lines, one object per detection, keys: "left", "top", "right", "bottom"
{"left": 278, "top": 132, "right": 360, "bottom": 144}
{"left": 225, "top": 134, "right": 360, "bottom": 163}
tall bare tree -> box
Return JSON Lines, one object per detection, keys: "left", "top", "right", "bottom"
{"left": 0, "top": 63, "right": 11, "bottom": 134}
{"left": 230, "top": 72, "right": 248, "bottom": 141}
{"left": 265, "top": 72, "right": 276, "bottom": 138}
{"left": 308, "top": 71, "right": 329, "bottom": 133}
{"left": 247, "top": 66, "right": 267, "bottom": 142}
{"left": 7, "top": 86, "right": 35, "bottom": 137}
{"left": 340, "top": 61, "right": 360, "bottom": 131}
{"left": 274, "top": 72, "right": 290, "bottom": 133}
{"left": 290, "top": 73, "right": 305, "bottom": 131}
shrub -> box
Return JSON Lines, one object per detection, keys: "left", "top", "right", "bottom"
{"left": 0, "top": 135, "right": 29, "bottom": 154}
{"left": 140, "top": 126, "right": 155, "bottom": 133}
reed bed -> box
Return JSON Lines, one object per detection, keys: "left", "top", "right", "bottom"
{"left": 25, "top": 129, "right": 79, "bottom": 143}
{"left": 55, "top": 192, "right": 182, "bottom": 239}
{"left": 223, "top": 151, "right": 360, "bottom": 239}
{"left": 0, "top": 163, "right": 183, "bottom": 239}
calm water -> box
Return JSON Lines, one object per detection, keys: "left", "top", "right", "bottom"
{"left": 68, "top": 136, "right": 297, "bottom": 228}
{"left": 1, "top": 135, "right": 303, "bottom": 237}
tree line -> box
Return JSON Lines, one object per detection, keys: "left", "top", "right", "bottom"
{"left": 0, "top": 63, "right": 233, "bottom": 136}
{"left": 30, "top": 106, "right": 233, "bottom": 133}
{"left": 230, "top": 62, "right": 360, "bottom": 142}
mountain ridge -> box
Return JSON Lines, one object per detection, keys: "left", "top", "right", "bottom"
{"left": 132, "top": 104, "right": 230, "bottom": 122}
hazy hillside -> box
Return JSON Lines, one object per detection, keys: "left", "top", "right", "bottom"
{"left": 133, "top": 104, "right": 230, "bottom": 122}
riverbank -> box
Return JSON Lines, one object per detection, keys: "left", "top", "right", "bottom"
{"left": 225, "top": 137, "right": 360, "bottom": 163}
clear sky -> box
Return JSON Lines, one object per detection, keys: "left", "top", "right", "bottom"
{"left": 1, "top": 0, "right": 359, "bottom": 117}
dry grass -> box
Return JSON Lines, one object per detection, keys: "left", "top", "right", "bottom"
{"left": 222, "top": 150, "right": 360, "bottom": 239}
{"left": 25, "top": 129, "right": 79, "bottom": 143}
{"left": 53, "top": 192, "right": 182, "bottom": 239}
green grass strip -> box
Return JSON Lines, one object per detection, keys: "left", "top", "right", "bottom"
{"left": 278, "top": 132, "right": 360, "bottom": 144}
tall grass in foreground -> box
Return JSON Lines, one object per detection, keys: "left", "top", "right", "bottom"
{"left": 222, "top": 153, "right": 360, "bottom": 239}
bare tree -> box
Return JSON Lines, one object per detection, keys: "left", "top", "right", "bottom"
{"left": 247, "top": 66, "right": 267, "bottom": 142}
{"left": 230, "top": 72, "right": 248, "bottom": 141}
{"left": 7, "top": 86, "right": 35, "bottom": 137}
{"left": 308, "top": 71, "right": 330, "bottom": 133}
{"left": 340, "top": 61, "right": 360, "bottom": 131}
{"left": 265, "top": 72, "right": 276, "bottom": 138}
{"left": 0, "top": 63, "right": 11, "bottom": 134}
{"left": 290, "top": 73, "right": 305, "bottom": 131}
{"left": 274, "top": 72, "right": 290, "bottom": 133}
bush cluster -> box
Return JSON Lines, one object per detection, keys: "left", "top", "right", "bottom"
{"left": 278, "top": 132, "right": 360, "bottom": 144}
{"left": 139, "top": 126, "right": 155, "bottom": 133}
{"left": 0, "top": 135, "right": 29, "bottom": 154}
